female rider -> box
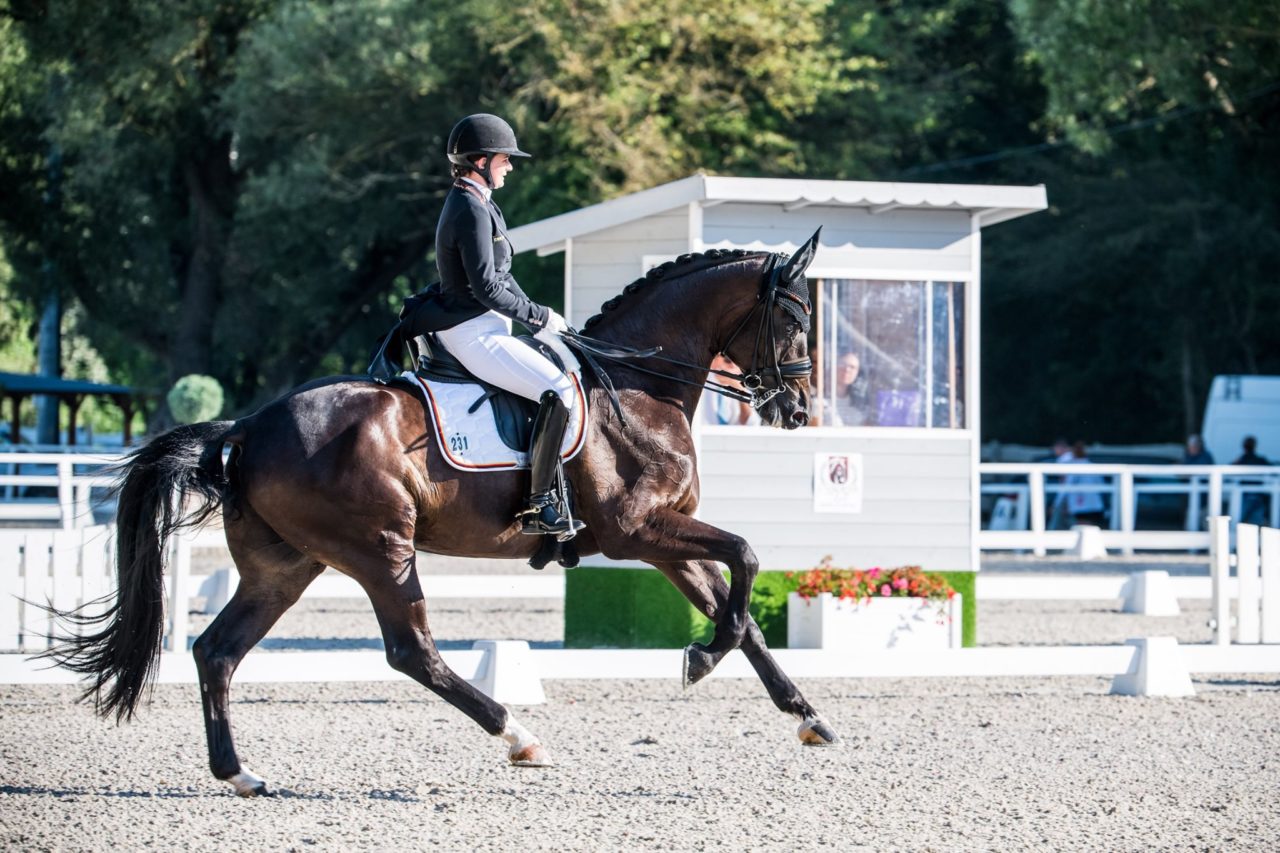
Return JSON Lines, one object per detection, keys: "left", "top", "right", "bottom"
{"left": 417, "top": 113, "right": 582, "bottom": 539}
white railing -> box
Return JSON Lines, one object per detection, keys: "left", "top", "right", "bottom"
{"left": 980, "top": 463, "right": 1280, "bottom": 554}
{"left": 0, "top": 451, "right": 123, "bottom": 528}
{"left": 6, "top": 450, "right": 1277, "bottom": 557}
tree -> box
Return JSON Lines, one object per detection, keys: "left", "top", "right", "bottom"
{"left": 977, "top": 0, "right": 1280, "bottom": 441}
{"left": 803, "top": 0, "right": 1047, "bottom": 178}
{"left": 477, "top": 0, "right": 849, "bottom": 203}
{"left": 1008, "top": 0, "right": 1280, "bottom": 152}
{"left": 2, "top": 0, "right": 854, "bottom": 417}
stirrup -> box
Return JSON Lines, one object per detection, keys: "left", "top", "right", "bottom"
{"left": 519, "top": 495, "right": 585, "bottom": 541}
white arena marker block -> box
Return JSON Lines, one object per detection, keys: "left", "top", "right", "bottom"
{"left": 1122, "top": 571, "right": 1181, "bottom": 616}
{"left": 197, "top": 567, "right": 237, "bottom": 615}
{"left": 1071, "top": 525, "right": 1107, "bottom": 559}
{"left": 1109, "top": 637, "right": 1195, "bottom": 697}
{"left": 471, "top": 640, "right": 546, "bottom": 705}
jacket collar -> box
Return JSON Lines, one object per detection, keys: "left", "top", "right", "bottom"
{"left": 458, "top": 176, "right": 492, "bottom": 202}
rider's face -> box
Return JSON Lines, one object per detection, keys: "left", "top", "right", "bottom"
{"left": 479, "top": 153, "right": 514, "bottom": 189}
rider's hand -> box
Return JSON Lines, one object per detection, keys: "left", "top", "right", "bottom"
{"left": 543, "top": 309, "right": 570, "bottom": 335}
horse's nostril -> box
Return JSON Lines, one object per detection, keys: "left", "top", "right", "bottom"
{"left": 791, "top": 411, "right": 808, "bottom": 426}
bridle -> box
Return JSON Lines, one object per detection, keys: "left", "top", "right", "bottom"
{"left": 562, "top": 253, "right": 812, "bottom": 414}
{"left": 707, "top": 253, "right": 813, "bottom": 407}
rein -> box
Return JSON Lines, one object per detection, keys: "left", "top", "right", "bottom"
{"left": 560, "top": 253, "right": 813, "bottom": 417}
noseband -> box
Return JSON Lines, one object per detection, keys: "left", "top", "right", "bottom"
{"left": 561, "top": 253, "right": 812, "bottom": 415}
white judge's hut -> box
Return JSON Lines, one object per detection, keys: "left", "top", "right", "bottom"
{"left": 507, "top": 174, "right": 1047, "bottom": 647}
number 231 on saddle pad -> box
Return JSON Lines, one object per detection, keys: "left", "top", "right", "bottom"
{"left": 403, "top": 370, "right": 588, "bottom": 472}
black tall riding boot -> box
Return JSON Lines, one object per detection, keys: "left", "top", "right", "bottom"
{"left": 519, "top": 391, "right": 585, "bottom": 538}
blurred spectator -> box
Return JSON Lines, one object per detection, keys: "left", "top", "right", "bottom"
{"left": 702, "top": 354, "right": 756, "bottom": 425}
{"left": 1182, "top": 434, "right": 1214, "bottom": 464}
{"left": 1051, "top": 440, "right": 1107, "bottom": 529}
{"left": 1182, "top": 434, "right": 1214, "bottom": 529}
{"left": 1234, "top": 435, "right": 1269, "bottom": 466}
{"left": 831, "top": 351, "right": 871, "bottom": 426}
{"left": 1232, "top": 435, "right": 1271, "bottom": 525}
{"left": 1052, "top": 437, "right": 1071, "bottom": 463}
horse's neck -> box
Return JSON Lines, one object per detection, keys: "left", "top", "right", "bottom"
{"left": 585, "top": 264, "right": 758, "bottom": 420}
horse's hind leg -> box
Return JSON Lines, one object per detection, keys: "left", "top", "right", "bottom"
{"left": 193, "top": 515, "right": 324, "bottom": 796}
{"left": 357, "top": 550, "right": 551, "bottom": 767}
{"left": 651, "top": 559, "right": 839, "bottom": 746}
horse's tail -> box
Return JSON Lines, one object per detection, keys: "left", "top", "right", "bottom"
{"left": 42, "top": 419, "right": 238, "bottom": 722}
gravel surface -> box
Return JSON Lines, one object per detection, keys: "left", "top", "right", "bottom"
{"left": 5, "top": 555, "right": 1279, "bottom": 851}
{"left": 4, "top": 677, "right": 1277, "bottom": 851}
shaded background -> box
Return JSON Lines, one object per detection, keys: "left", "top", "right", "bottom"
{"left": 1, "top": 0, "right": 1276, "bottom": 443}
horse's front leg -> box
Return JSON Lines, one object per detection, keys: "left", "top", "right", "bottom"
{"left": 614, "top": 508, "right": 758, "bottom": 683}
{"left": 651, "top": 559, "right": 839, "bottom": 745}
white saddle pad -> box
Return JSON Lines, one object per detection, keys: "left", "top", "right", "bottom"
{"left": 404, "top": 371, "right": 588, "bottom": 472}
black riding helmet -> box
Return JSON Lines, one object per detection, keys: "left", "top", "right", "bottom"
{"left": 447, "top": 114, "right": 530, "bottom": 187}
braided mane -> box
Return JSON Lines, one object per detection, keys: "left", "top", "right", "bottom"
{"left": 580, "top": 248, "right": 770, "bottom": 332}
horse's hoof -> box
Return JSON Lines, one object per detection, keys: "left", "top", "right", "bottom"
{"left": 797, "top": 716, "right": 839, "bottom": 746}
{"left": 509, "top": 742, "right": 553, "bottom": 767}
{"left": 228, "top": 768, "right": 271, "bottom": 797}
{"left": 682, "top": 643, "right": 716, "bottom": 688}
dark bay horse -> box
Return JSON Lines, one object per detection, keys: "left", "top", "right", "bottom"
{"left": 51, "top": 230, "right": 838, "bottom": 796}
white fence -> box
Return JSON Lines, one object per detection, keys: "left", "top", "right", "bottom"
{"left": 0, "top": 526, "right": 568, "bottom": 655}
{"left": 3, "top": 520, "right": 1280, "bottom": 697}
{"left": 4, "top": 519, "right": 1279, "bottom": 654}
{"left": 0, "top": 451, "right": 122, "bottom": 528}
{"left": 1210, "top": 518, "right": 1280, "bottom": 645}
{"left": 980, "top": 463, "right": 1280, "bottom": 555}
{"left": 0, "top": 526, "right": 116, "bottom": 651}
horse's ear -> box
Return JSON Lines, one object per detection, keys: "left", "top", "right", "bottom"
{"left": 781, "top": 227, "right": 821, "bottom": 282}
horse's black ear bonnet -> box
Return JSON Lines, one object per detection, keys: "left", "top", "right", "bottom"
{"left": 769, "top": 254, "right": 813, "bottom": 335}
{"left": 776, "top": 267, "right": 812, "bottom": 334}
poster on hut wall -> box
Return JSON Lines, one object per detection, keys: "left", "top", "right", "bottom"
{"left": 813, "top": 452, "right": 863, "bottom": 514}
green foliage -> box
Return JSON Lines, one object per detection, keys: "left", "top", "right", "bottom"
{"left": 0, "top": 0, "right": 1276, "bottom": 444}
{"left": 479, "top": 0, "right": 847, "bottom": 198}
{"left": 983, "top": 150, "right": 1280, "bottom": 442}
{"left": 0, "top": 246, "right": 35, "bottom": 373}
{"left": 167, "top": 374, "right": 224, "bottom": 424}
{"left": 806, "top": 0, "right": 1045, "bottom": 177}
{"left": 1008, "top": 0, "right": 1280, "bottom": 151}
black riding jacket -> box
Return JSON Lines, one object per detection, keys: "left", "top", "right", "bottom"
{"left": 432, "top": 182, "right": 549, "bottom": 331}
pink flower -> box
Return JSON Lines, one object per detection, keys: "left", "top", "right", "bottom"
{"left": 892, "top": 577, "right": 909, "bottom": 591}
{"left": 880, "top": 584, "right": 892, "bottom": 596}
{"left": 868, "top": 568, "right": 881, "bottom": 580}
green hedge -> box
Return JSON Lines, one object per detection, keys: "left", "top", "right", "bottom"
{"left": 565, "top": 567, "right": 977, "bottom": 649}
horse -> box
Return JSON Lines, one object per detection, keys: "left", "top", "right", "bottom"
{"left": 49, "top": 229, "right": 839, "bottom": 797}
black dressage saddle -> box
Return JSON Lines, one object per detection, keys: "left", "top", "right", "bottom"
{"left": 400, "top": 333, "right": 569, "bottom": 453}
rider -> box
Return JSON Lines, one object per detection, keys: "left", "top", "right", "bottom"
{"left": 431, "top": 113, "right": 583, "bottom": 539}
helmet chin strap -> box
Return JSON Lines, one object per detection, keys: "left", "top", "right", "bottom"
{"left": 473, "top": 155, "right": 495, "bottom": 189}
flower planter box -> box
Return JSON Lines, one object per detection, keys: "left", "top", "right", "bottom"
{"left": 786, "top": 592, "right": 962, "bottom": 650}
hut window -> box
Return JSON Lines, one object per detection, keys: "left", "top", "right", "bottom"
{"left": 815, "top": 279, "right": 965, "bottom": 429}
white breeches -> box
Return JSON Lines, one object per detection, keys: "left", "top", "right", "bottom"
{"left": 435, "top": 311, "right": 576, "bottom": 409}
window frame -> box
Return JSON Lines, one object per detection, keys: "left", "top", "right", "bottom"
{"left": 808, "top": 267, "right": 975, "bottom": 435}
